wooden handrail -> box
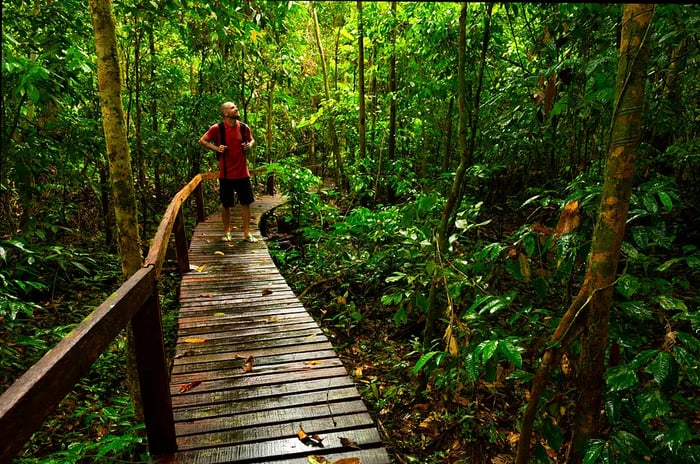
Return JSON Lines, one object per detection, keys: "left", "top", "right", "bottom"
{"left": 0, "top": 172, "right": 218, "bottom": 461}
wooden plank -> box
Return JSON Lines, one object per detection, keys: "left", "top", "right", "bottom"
{"left": 170, "top": 362, "right": 346, "bottom": 392}
{"left": 175, "top": 411, "right": 378, "bottom": 450}
{"left": 155, "top": 428, "right": 386, "bottom": 464}
{"left": 157, "top": 199, "right": 389, "bottom": 463}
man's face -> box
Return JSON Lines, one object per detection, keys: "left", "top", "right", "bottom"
{"left": 222, "top": 103, "right": 239, "bottom": 118}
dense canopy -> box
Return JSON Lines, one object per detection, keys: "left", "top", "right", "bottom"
{"left": 2, "top": 2, "right": 699, "bottom": 463}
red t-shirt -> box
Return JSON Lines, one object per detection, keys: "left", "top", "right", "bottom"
{"left": 205, "top": 121, "right": 250, "bottom": 179}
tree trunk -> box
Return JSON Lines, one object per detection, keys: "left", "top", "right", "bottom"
{"left": 423, "top": 2, "right": 492, "bottom": 349}
{"left": 569, "top": 4, "right": 655, "bottom": 461}
{"left": 515, "top": 5, "right": 655, "bottom": 463}
{"left": 357, "top": 0, "right": 366, "bottom": 167}
{"left": 88, "top": 0, "right": 144, "bottom": 420}
{"left": 310, "top": 2, "right": 345, "bottom": 192}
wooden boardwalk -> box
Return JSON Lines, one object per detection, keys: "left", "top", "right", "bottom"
{"left": 155, "top": 196, "right": 390, "bottom": 464}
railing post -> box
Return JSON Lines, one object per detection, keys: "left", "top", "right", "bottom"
{"left": 194, "top": 181, "right": 206, "bottom": 223}
{"left": 130, "top": 269, "right": 177, "bottom": 456}
{"left": 173, "top": 208, "right": 190, "bottom": 274}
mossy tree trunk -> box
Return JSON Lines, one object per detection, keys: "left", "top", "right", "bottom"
{"left": 88, "top": 0, "right": 144, "bottom": 420}
{"left": 516, "top": 5, "right": 655, "bottom": 463}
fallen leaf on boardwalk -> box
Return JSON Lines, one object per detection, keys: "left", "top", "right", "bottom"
{"left": 307, "top": 457, "right": 330, "bottom": 464}
{"left": 174, "top": 350, "right": 195, "bottom": 359}
{"left": 298, "top": 424, "right": 309, "bottom": 441}
{"left": 266, "top": 316, "right": 279, "bottom": 323}
{"left": 308, "top": 457, "right": 361, "bottom": 464}
{"left": 199, "top": 293, "right": 213, "bottom": 298}
{"left": 196, "top": 264, "right": 207, "bottom": 272}
{"left": 213, "top": 312, "right": 226, "bottom": 317}
{"left": 214, "top": 251, "right": 225, "bottom": 256}
{"left": 178, "top": 380, "right": 201, "bottom": 393}
{"left": 242, "top": 355, "right": 254, "bottom": 373}
{"left": 304, "top": 333, "right": 317, "bottom": 340}
{"left": 262, "top": 288, "right": 273, "bottom": 296}
{"left": 298, "top": 424, "right": 324, "bottom": 447}
{"left": 340, "top": 437, "right": 361, "bottom": 449}
{"left": 184, "top": 337, "right": 206, "bottom": 343}
{"left": 304, "top": 360, "right": 324, "bottom": 366}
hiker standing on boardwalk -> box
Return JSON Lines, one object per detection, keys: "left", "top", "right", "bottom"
{"left": 199, "top": 102, "right": 258, "bottom": 242}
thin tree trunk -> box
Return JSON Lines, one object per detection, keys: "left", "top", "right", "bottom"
{"left": 310, "top": 2, "right": 344, "bottom": 192}
{"left": 516, "top": 5, "right": 655, "bottom": 463}
{"left": 357, "top": 0, "right": 366, "bottom": 167}
{"left": 570, "top": 4, "right": 655, "bottom": 462}
{"left": 423, "top": 2, "right": 492, "bottom": 349}
{"left": 88, "top": 0, "right": 144, "bottom": 420}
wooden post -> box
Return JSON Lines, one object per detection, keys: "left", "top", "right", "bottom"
{"left": 130, "top": 270, "right": 177, "bottom": 455}
{"left": 194, "top": 180, "right": 205, "bottom": 223}
{"left": 173, "top": 208, "right": 190, "bottom": 274}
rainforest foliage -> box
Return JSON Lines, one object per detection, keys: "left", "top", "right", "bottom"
{"left": 1, "top": 2, "right": 699, "bottom": 463}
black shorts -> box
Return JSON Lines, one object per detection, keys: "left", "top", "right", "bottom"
{"left": 219, "top": 178, "right": 254, "bottom": 208}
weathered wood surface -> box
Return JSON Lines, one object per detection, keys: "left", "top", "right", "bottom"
{"left": 154, "top": 196, "right": 390, "bottom": 463}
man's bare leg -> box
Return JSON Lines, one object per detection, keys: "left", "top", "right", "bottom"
{"left": 221, "top": 206, "right": 232, "bottom": 240}
{"left": 241, "top": 204, "right": 251, "bottom": 238}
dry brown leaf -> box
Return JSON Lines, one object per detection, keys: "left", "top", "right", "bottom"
{"left": 518, "top": 253, "right": 531, "bottom": 283}
{"left": 561, "top": 353, "right": 572, "bottom": 376}
{"left": 262, "top": 288, "right": 273, "bottom": 296}
{"left": 266, "top": 316, "right": 279, "bottom": 323}
{"left": 304, "top": 360, "right": 324, "bottom": 366}
{"left": 333, "top": 459, "right": 361, "bottom": 464}
{"left": 554, "top": 200, "right": 581, "bottom": 238}
{"left": 178, "top": 380, "right": 201, "bottom": 393}
{"left": 242, "top": 355, "right": 254, "bottom": 373}
{"left": 184, "top": 337, "right": 206, "bottom": 344}
{"left": 199, "top": 293, "right": 213, "bottom": 298}
{"left": 339, "top": 437, "right": 361, "bottom": 449}
{"left": 298, "top": 424, "right": 309, "bottom": 441}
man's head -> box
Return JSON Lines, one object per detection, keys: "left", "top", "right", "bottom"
{"left": 220, "top": 102, "right": 240, "bottom": 119}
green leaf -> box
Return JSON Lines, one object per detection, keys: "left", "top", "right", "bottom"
{"left": 673, "top": 346, "right": 700, "bottom": 387}
{"left": 663, "top": 420, "right": 693, "bottom": 452}
{"left": 636, "top": 389, "right": 671, "bottom": 420}
{"left": 657, "top": 190, "right": 674, "bottom": 212}
{"left": 605, "top": 365, "right": 638, "bottom": 391}
{"left": 385, "top": 272, "right": 406, "bottom": 283}
{"left": 645, "top": 351, "right": 672, "bottom": 386}
{"left": 641, "top": 193, "right": 658, "bottom": 215}
{"left": 617, "top": 301, "right": 654, "bottom": 321}
{"left": 394, "top": 307, "right": 407, "bottom": 325}
{"left": 471, "top": 292, "right": 515, "bottom": 315}
{"left": 413, "top": 351, "right": 441, "bottom": 375}
{"left": 480, "top": 340, "right": 499, "bottom": 364}
{"left": 656, "top": 295, "right": 687, "bottom": 311}
{"left": 612, "top": 430, "right": 652, "bottom": 457}
{"left": 583, "top": 439, "right": 605, "bottom": 464}
{"left": 615, "top": 274, "right": 640, "bottom": 299}
{"left": 676, "top": 331, "right": 700, "bottom": 354}
{"left": 499, "top": 340, "right": 522, "bottom": 368}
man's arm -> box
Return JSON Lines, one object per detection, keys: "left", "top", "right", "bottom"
{"left": 200, "top": 133, "right": 225, "bottom": 154}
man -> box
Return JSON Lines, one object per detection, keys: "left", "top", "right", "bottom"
{"left": 199, "top": 102, "right": 258, "bottom": 242}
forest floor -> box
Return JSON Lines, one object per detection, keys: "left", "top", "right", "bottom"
{"left": 267, "top": 204, "right": 532, "bottom": 464}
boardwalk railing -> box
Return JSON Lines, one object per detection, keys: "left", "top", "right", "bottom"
{"left": 0, "top": 172, "right": 219, "bottom": 461}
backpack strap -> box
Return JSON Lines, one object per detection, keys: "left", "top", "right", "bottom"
{"left": 217, "top": 122, "right": 226, "bottom": 147}
{"left": 240, "top": 122, "right": 248, "bottom": 144}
